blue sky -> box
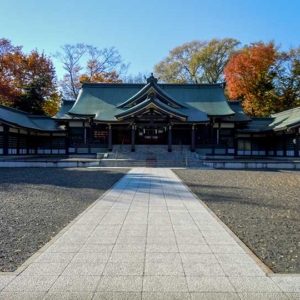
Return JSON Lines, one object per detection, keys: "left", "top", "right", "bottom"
{"left": 1, "top": 0, "right": 300, "bottom": 80}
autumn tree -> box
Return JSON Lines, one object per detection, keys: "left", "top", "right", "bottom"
{"left": 154, "top": 38, "right": 240, "bottom": 84}
{"left": 0, "top": 38, "right": 60, "bottom": 115}
{"left": 273, "top": 48, "right": 300, "bottom": 111}
{"left": 54, "top": 44, "right": 129, "bottom": 99}
{"left": 224, "top": 42, "right": 279, "bottom": 116}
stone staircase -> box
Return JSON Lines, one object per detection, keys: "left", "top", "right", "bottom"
{"left": 98, "top": 145, "right": 205, "bottom": 168}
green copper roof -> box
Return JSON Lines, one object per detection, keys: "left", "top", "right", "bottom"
{"left": 117, "top": 76, "right": 186, "bottom": 109}
{"left": 0, "top": 104, "right": 64, "bottom": 131}
{"left": 53, "top": 100, "right": 76, "bottom": 120}
{"left": 115, "top": 95, "right": 188, "bottom": 120}
{"left": 66, "top": 81, "right": 235, "bottom": 123}
{"left": 239, "top": 106, "right": 300, "bottom": 133}
{"left": 269, "top": 107, "right": 300, "bottom": 131}
{"left": 227, "top": 101, "right": 251, "bottom": 122}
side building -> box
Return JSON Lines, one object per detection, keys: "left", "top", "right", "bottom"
{"left": 0, "top": 74, "right": 299, "bottom": 157}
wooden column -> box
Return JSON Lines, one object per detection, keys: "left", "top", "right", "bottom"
{"left": 295, "top": 132, "right": 299, "bottom": 157}
{"left": 3, "top": 124, "right": 8, "bottom": 155}
{"left": 168, "top": 125, "right": 172, "bottom": 152}
{"left": 17, "top": 128, "right": 20, "bottom": 155}
{"left": 131, "top": 124, "right": 136, "bottom": 152}
{"left": 108, "top": 124, "right": 112, "bottom": 151}
{"left": 191, "top": 124, "right": 195, "bottom": 152}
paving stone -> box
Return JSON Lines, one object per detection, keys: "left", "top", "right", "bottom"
{"left": 44, "top": 292, "right": 94, "bottom": 299}
{"left": 209, "top": 244, "right": 245, "bottom": 254}
{"left": 21, "top": 262, "right": 69, "bottom": 276}
{"left": 116, "top": 236, "right": 146, "bottom": 245}
{"left": 215, "top": 253, "right": 256, "bottom": 265}
{"left": 222, "top": 263, "right": 266, "bottom": 277}
{"left": 85, "top": 236, "right": 118, "bottom": 244}
{"left": 176, "top": 236, "right": 206, "bottom": 245}
{"left": 3, "top": 276, "right": 58, "bottom": 292}
{"left": 271, "top": 277, "right": 300, "bottom": 292}
{"left": 142, "top": 292, "right": 191, "bottom": 300}
{"left": 93, "top": 292, "right": 142, "bottom": 300}
{"left": 119, "top": 229, "right": 147, "bottom": 237}
{"left": 112, "top": 244, "right": 145, "bottom": 253}
{"left": 0, "top": 276, "right": 16, "bottom": 291}
{"left": 229, "top": 277, "right": 281, "bottom": 292}
{"left": 103, "top": 262, "right": 144, "bottom": 276}
{"left": 146, "top": 253, "right": 181, "bottom": 264}
{"left": 34, "top": 252, "right": 75, "bottom": 263}
{"left": 109, "top": 252, "right": 145, "bottom": 263}
{"left": 146, "top": 244, "right": 179, "bottom": 253}
{"left": 49, "top": 276, "right": 100, "bottom": 292}
{"left": 180, "top": 253, "right": 218, "bottom": 264}
{"left": 286, "top": 293, "right": 300, "bottom": 299}
{"left": 186, "top": 276, "right": 235, "bottom": 292}
{"left": 145, "top": 262, "right": 184, "bottom": 276}
{"left": 183, "top": 263, "right": 226, "bottom": 276}
{"left": 97, "top": 276, "right": 143, "bottom": 292}
{"left": 45, "top": 244, "right": 82, "bottom": 253}
{"left": 178, "top": 244, "right": 212, "bottom": 253}
{"left": 143, "top": 276, "right": 188, "bottom": 292}
{"left": 0, "top": 292, "right": 46, "bottom": 300}
{"left": 238, "top": 293, "right": 289, "bottom": 299}
{"left": 191, "top": 293, "right": 240, "bottom": 300}
{"left": 79, "top": 244, "right": 114, "bottom": 253}
{"left": 72, "top": 252, "right": 110, "bottom": 263}
{"left": 62, "top": 262, "right": 106, "bottom": 276}
{"left": 147, "top": 236, "right": 177, "bottom": 245}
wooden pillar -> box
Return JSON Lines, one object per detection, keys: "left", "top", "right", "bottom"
{"left": 191, "top": 124, "right": 195, "bottom": 152}
{"left": 17, "top": 128, "right": 20, "bottom": 155}
{"left": 3, "top": 124, "right": 8, "bottom": 155}
{"left": 168, "top": 125, "right": 172, "bottom": 152}
{"left": 295, "top": 131, "right": 299, "bottom": 157}
{"left": 234, "top": 127, "right": 238, "bottom": 156}
{"left": 283, "top": 131, "right": 287, "bottom": 157}
{"left": 108, "top": 124, "right": 112, "bottom": 151}
{"left": 131, "top": 124, "right": 136, "bottom": 152}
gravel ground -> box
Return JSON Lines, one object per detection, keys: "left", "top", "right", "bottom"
{"left": 0, "top": 168, "right": 128, "bottom": 272}
{"left": 174, "top": 169, "right": 300, "bottom": 274}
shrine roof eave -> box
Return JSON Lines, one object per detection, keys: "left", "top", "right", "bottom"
{"left": 115, "top": 98, "right": 188, "bottom": 120}
{"left": 117, "top": 82, "right": 186, "bottom": 109}
{"left": 68, "top": 112, "right": 96, "bottom": 118}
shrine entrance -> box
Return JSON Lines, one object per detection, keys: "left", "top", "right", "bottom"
{"left": 136, "top": 126, "right": 167, "bottom": 144}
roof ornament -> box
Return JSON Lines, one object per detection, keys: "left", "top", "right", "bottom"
{"left": 147, "top": 73, "right": 158, "bottom": 84}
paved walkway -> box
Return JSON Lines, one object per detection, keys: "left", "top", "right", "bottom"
{"left": 0, "top": 168, "right": 299, "bottom": 299}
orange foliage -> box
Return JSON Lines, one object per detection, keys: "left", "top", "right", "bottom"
{"left": 224, "top": 42, "right": 277, "bottom": 116}
{"left": 79, "top": 71, "right": 122, "bottom": 83}
{"left": 0, "top": 38, "right": 58, "bottom": 114}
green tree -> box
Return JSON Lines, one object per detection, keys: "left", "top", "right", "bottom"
{"left": 154, "top": 38, "right": 240, "bottom": 83}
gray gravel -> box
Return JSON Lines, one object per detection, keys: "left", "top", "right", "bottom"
{"left": 174, "top": 169, "right": 300, "bottom": 274}
{"left": 0, "top": 168, "right": 128, "bottom": 272}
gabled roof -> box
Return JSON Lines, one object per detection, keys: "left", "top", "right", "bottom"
{"left": 63, "top": 77, "right": 235, "bottom": 123}
{"left": 115, "top": 95, "right": 187, "bottom": 121}
{"left": 270, "top": 107, "right": 300, "bottom": 131}
{"left": 52, "top": 99, "right": 76, "bottom": 120}
{"left": 227, "top": 101, "right": 251, "bottom": 122}
{"left": 0, "top": 104, "right": 65, "bottom": 131}
{"left": 117, "top": 74, "right": 186, "bottom": 109}
{"left": 238, "top": 106, "right": 300, "bottom": 133}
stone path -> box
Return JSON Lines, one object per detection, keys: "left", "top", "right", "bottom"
{"left": 0, "top": 168, "right": 299, "bottom": 299}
